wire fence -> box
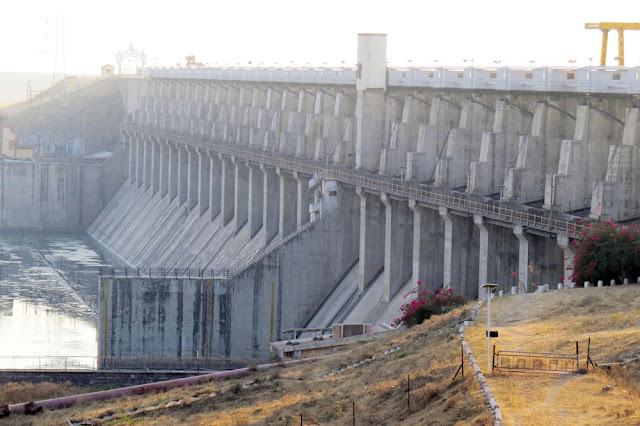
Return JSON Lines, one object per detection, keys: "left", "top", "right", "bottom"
{"left": 0, "top": 355, "right": 262, "bottom": 372}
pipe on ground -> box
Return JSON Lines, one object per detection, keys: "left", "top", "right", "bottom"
{"left": 9, "top": 356, "right": 328, "bottom": 414}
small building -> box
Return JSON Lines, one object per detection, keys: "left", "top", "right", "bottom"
{"left": 101, "top": 64, "right": 115, "bottom": 78}
{"left": 270, "top": 324, "right": 378, "bottom": 359}
{"left": 1, "top": 128, "right": 34, "bottom": 159}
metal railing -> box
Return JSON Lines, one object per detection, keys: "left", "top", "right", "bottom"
{"left": 122, "top": 123, "right": 586, "bottom": 237}
{"left": 148, "top": 66, "right": 640, "bottom": 95}
{"left": 100, "top": 267, "right": 229, "bottom": 279}
{"left": 228, "top": 217, "right": 319, "bottom": 276}
{"left": 0, "top": 355, "right": 260, "bottom": 372}
{"left": 101, "top": 216, "right": 320, "bottom": 281}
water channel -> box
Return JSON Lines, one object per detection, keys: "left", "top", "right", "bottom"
{"left": 0, "top": 230, "right": 122, "bottom": 369}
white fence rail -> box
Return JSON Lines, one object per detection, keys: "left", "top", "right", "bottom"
{"left": 148, "top": 66, "right": 640, "bottom": 94}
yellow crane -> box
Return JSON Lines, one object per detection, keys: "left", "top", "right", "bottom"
{"left": 585, "top": 22, "right": 640, "bottom": 66}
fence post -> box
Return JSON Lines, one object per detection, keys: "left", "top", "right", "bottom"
{"left": 407, "top": 374, "right": 410, "bottom": 410}
{"left": 576, "top": 341, "right": 579, "bottom": 372}
{"left": 492, "top": 345, "right": 496, "bottom": 374}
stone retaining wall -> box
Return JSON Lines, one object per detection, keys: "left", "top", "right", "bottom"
{"left": 459, "top": 300, "right": 503, "bottom": 425}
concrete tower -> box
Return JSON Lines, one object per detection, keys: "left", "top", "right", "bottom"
{"left": 355, "top": 33, "right": 387, "bottom": 171}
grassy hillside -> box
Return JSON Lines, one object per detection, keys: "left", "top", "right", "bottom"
{"left": 0, "top": 306, "right": 492, "bottom": 425}
{"left": 465, "top": 285, "right": 640, "bottom": 425}
{"left": 5, "top": 286, "right": 638, "bottom": 425}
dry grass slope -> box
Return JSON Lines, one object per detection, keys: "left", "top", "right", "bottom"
{"left": 465, "top": 285, "right": 640, "bottom": 426}
{"left": 0, "top": 305, "right": 493, "bottom": 425}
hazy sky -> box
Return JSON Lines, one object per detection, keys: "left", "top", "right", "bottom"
{"left": 1, "top": 0, "right": 640, "bottom": 74}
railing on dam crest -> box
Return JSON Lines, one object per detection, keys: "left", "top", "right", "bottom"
{"left": 122, "top": 124, "right": 587, "bottom": 238}
{"left": 149, "top": 66, "right": 640, "bottom": 94}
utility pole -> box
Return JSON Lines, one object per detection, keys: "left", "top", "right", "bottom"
{"left": 482, "top": 283, "right": 498, "bottom": 372}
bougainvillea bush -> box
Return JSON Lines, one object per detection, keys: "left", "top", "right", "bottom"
{"left": 571, "top": 221, "right": 640, "bottom": 284}
{"left": 393, "top": 283, "right": 464, "bottom": 327}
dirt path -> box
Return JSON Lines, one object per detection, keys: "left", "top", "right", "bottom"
{"left": 465, "top": 287, "right": 640, "bottom": 425}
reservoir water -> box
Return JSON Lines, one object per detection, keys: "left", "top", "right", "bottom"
{"left": 0, "top": 230, "right": 122, "bottom": 369}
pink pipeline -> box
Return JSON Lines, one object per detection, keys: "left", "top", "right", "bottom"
{"left": 8, "top": 355, "right": 328, "bottom": 414}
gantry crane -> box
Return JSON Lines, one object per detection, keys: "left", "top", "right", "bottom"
{"left": 585, "top": 22, "right": 640, "bottom": 66}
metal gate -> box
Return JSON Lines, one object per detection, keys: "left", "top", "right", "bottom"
{"left": 494, "top": 350, "right": 579, "bottom": 374}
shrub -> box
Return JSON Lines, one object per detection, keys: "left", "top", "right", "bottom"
{"left": 393, "top": 283, "right": 464, "bottom": 327}
{"left": 412, "top": 383, "right": 440, "bottom": 406}
{"left": 0, "top": 381, "right": 79, "bottom": 405}
{"left": 570, "top": 221, "right": 640, "bottom": 284}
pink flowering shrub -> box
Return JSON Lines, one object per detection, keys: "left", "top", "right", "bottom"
{"left": 393, "top": 284, "right": 464, "bottom": 327}
{"left": 571, "top": 221, "right": 640, "bottom": 284}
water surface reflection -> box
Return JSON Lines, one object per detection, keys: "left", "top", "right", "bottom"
{"left": 0, "top": 230, "right": 122, "bottom": 368}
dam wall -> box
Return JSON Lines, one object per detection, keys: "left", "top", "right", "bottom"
{"left": 94, "top": 34, "right": 640, "bottom": 360}
{"left": 0, "top": 77, "right": 129, "bottom": 230}
{"left": 99, "top": 187, "right": 358, "bottom": 358}
{"left": 0, "top": 153, "right": 125, "bottom": 229}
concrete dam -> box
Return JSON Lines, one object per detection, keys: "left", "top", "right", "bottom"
{"left": 8, "top": 34, "right": 640, "bottom": 362}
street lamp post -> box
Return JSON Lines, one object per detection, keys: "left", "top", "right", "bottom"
{"left": 482, "top": 283, "right": 498, "bottom": 373}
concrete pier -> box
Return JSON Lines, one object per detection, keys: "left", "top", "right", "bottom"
{"left": 177, "top": 144, "right": 188, "bottom": 206}
{"left": 220, "top": 155, "right": 235, "bottom": 225}
{"left": 232, "top": 157, "right": 249, "bottom": 232}
{"left": 248, "top": 163, "right": 264, "bottom": 238}
{"left": 278, "top": 168, "right": 297, "bottom": 233}
{"left": 197, "top": 150, "right": 210, "bottom": 216}
{"left": 357, "top": 187, "right": 385, "bottom": 292}
{"left": 261, "top": 165, "right": 280, "bottom": 244}
{"left": 382, "top": 194, "right": 413, "bottom": 302}
{"left": 410, "top": 201, "right": 444, "bottom": 291}
{"left": 187, "top": 147, "right": 198, "bottom": 210}
{"left": 208, "top": 153, "right": 222, "bottom": 220}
